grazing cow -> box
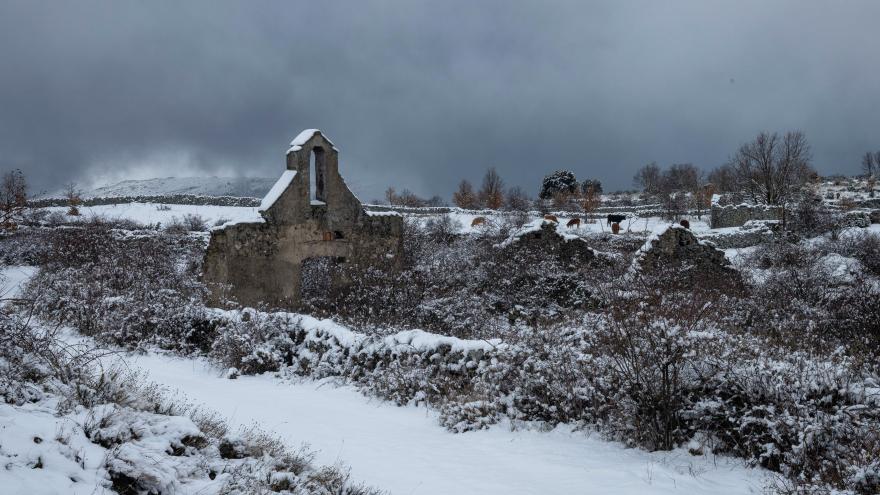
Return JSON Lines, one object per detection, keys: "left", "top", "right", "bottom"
{"left": 471, "top": 217, "right": 486, "bottom": 227}
{"left": 611, "top": 222, "right": 621, "bottom": 234}
{"left": 679, "top": 219, "right": 690, "bottom": 229}
{"left": 606, "top": 214, "right": 626, "bottom": 226}
{"left": 566, "top": 218, "right": 580, "bottom": 228}
{"left": 543, "top": 214, "right": 558, "bottom": 223}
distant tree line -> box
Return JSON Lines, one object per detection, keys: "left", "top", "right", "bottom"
{"left": 451, "top": 167, "right": 533, "bottom": 211}
{"left": 631, "top": 130, "right": 817, "bottom": 221}
{"left": 383, "top": 187, "right": 447, "bottom": 208}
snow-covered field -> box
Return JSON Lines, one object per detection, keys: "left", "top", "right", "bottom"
{"left": 121, "top": 351, "right": 767, "bottom": 495}
{"left": 44, "top": 203, "right": 263, "bottom": 228}
{"left": 41, "top": 202, "right": 713, "bottom": 236}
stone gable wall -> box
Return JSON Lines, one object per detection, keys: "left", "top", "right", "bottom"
{"left": 202, "top": 131, "right": 403, "bottom": 309}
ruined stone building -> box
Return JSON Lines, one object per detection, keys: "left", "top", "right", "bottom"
{"left": 203, "top": 129, "right": 403, "bottom": 308}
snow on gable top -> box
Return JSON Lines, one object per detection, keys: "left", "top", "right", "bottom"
{"left": 259, "top": 170, "right": 297, "bottom": 212}
{"left": 286, "top": 129, "right": 337, "bottom": 154}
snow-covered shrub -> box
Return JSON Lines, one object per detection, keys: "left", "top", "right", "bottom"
{"left": 1, "top": 297, "right": 381, "bottom": 494}
{"left": 209, "top": 309, "right": 301, "bottom": 374}
{"left": 161, "top": 213, "right": 208, "bottom": 233}
{"left": 23, "top": 221, "right": 212, "bottom": 351}
{"left": 740, "top": 239, "right": 880, "bottom": 359}
{"left": 309, "top": 226, "right": 618, "bottom": 338}
{"left": 827, "top": 230, "right": 880, "bottom": 276}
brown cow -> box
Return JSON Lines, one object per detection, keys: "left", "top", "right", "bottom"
{"left": 566, "top": 218, "right": 580, "bottom": 228}
{"left": 471, "top": 217, "right": 486, "bottom": 227}
{"left": 543, "top": 214, "right": 558, "bottom": 223}
{"left": 611, "top": 222, "right": 621, "bottom": 234}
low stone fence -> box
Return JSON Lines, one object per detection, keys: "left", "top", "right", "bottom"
{"left": 710, "top": 203, "right": 782, "bottom": 229}
{"left": 699, "top": 220, "right": 780, "bottom": 249}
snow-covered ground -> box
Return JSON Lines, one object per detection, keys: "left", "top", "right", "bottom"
{"left": 1, "top": 265, "right": 37, "bottom": 298}
{"left": 41, "top": 202, "right": 713, "bottom": 237}
{"left": 43, "top": 203, "right": 263, "bottom": 227}
{"left": 118, "top": 351, "right": 767, "bottom": 495}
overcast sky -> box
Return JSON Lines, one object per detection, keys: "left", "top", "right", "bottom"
{"left": 2, "top": 1, "right": 879, "bottom": 200}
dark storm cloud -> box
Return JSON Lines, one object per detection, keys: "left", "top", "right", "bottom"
{"left": 1, "top": 1, "right": 879, "bottom": 199}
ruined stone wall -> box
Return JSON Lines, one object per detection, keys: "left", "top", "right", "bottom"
{"left": 710, "top": 203, "right": 782, "bottom": 229}
{"left": 202, "top": 130, "right": 403, "bottom": 309}
{"left": 698, "top": 220, "right": 779, "bottom": 249}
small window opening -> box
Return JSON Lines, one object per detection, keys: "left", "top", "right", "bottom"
{"left": 310, "top": 146, "right": 326, "bottom": 204}
{"left": 309, "top": 150, "right": 317, "bottom": 201}
{"left": 333, "top": 230, "right": 345, "bottom": 239}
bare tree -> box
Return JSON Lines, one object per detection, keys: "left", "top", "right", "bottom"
{"left": 397, "top": 189, "right": 427, "bottom": 207}
{"left": 862, "top": 151, "right": 880, "bottom": 178}
{"left": 64, "top": 182, "right": 83, "bottom": 216}
{"left": 580, "top": 181, "right": 601, "bottom": 222}
{"left": 707, "top": 163, "right": 739, "bottom": 193}
{"left": 633, "top": 162, "right": 662, "bottom": 195}
{"left": 693, "top": 183, "right": 714, "bottom": 219}
{"left": 0, "top": 169, "right": 28, "bottom": 230}
{"left": 384, "top": 186, "right": 398, "bottom": 206}
{"left": 551, "top": 190, "right": 575, "bottom": 211}
{"left": 662, "top": 163, "right": 701, "bottom": 193}
{"left": 505, "top": 185, "right": 531, "bottom": 212}
{"left": 452, "top": 180, "right": 479, "bottom": 209}
{"left": 478, "top": 167, "right": 505, "bottom": 210}
{"left": 730, "top": 131, "right": 814, "bottom": 224}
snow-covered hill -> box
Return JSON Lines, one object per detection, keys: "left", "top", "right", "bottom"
{"left": 76, "top": 177, "right": 277, "bottom": 199}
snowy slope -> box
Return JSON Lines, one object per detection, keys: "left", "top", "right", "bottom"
{"left": 71, "top": 177, "right": 276, "bottom": 199}
{"left": 123, "top": 352, "right": 767, "bottom": 495}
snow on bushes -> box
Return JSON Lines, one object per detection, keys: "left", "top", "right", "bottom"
{"left": 0, "top": 296, "right": 382, "bottom": 494}
{"left": 204, "top": 307, "right": 880, "bottom": 494}
{"left": 13, "top": 215, "right": 880, "bottom": 494}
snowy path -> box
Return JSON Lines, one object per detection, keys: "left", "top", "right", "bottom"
{"left": 125, "top": 352, "right": 766, "bottom": 495}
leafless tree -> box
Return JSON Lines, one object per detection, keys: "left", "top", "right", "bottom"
{"left": 0, "top": 169, "right": 28, "bottom": 230}
{"left": 478, "top": 167, "right": 505, "bottom": 210}
{"left": 693, "top": 183, "right": 714, "bottom": 219}
{"left": 384, "top": 186, "right": 398, "bottom": 206}
{"left": 580, "top": 182, "right": 601, "bottom": 222}
{"left": 662, "top": 163, "right": 701, "bottom": 193}
{"left": 397, "top": 189, "right": 427, "bottom": 207}
{"left": 707, "top": 163, "right": 739, "bottom": 193}
{"left": 862, "top": 151, "right": 880, "bottom": 177}
{"left": 64, "top": 182, "right": 83, "bottom": 216}
{"left": 633, "top": 162, "right": 662, "bottom": 195}
{"left": 505, "top": 185, "right": 531, "bottom": 212}
{"left": 730, "top": 131, "right": 814, "bottom": 223}
{"left": 452, "top": 180, "right": 479, "bottom": 209}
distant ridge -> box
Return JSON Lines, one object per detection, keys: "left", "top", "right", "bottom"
{"left": 73, "top": 176, "right": 277, "bottom": 199}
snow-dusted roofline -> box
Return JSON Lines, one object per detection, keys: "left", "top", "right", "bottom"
{"left": 258, "top": 170, "right": 297, "bottom": 212}
{"left": 287, "top": 129, "right": 338, "bottom": 154}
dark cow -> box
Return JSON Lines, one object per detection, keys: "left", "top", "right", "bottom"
{"left": 606, "top": 214, "right": 626, "bottom": 226}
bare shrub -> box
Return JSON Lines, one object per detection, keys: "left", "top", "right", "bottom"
{"left": 0, "top": 169, "right": 28, "bottom": 230}
{"left": 182, "top": 213, "right": 207, "bottom": 231}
